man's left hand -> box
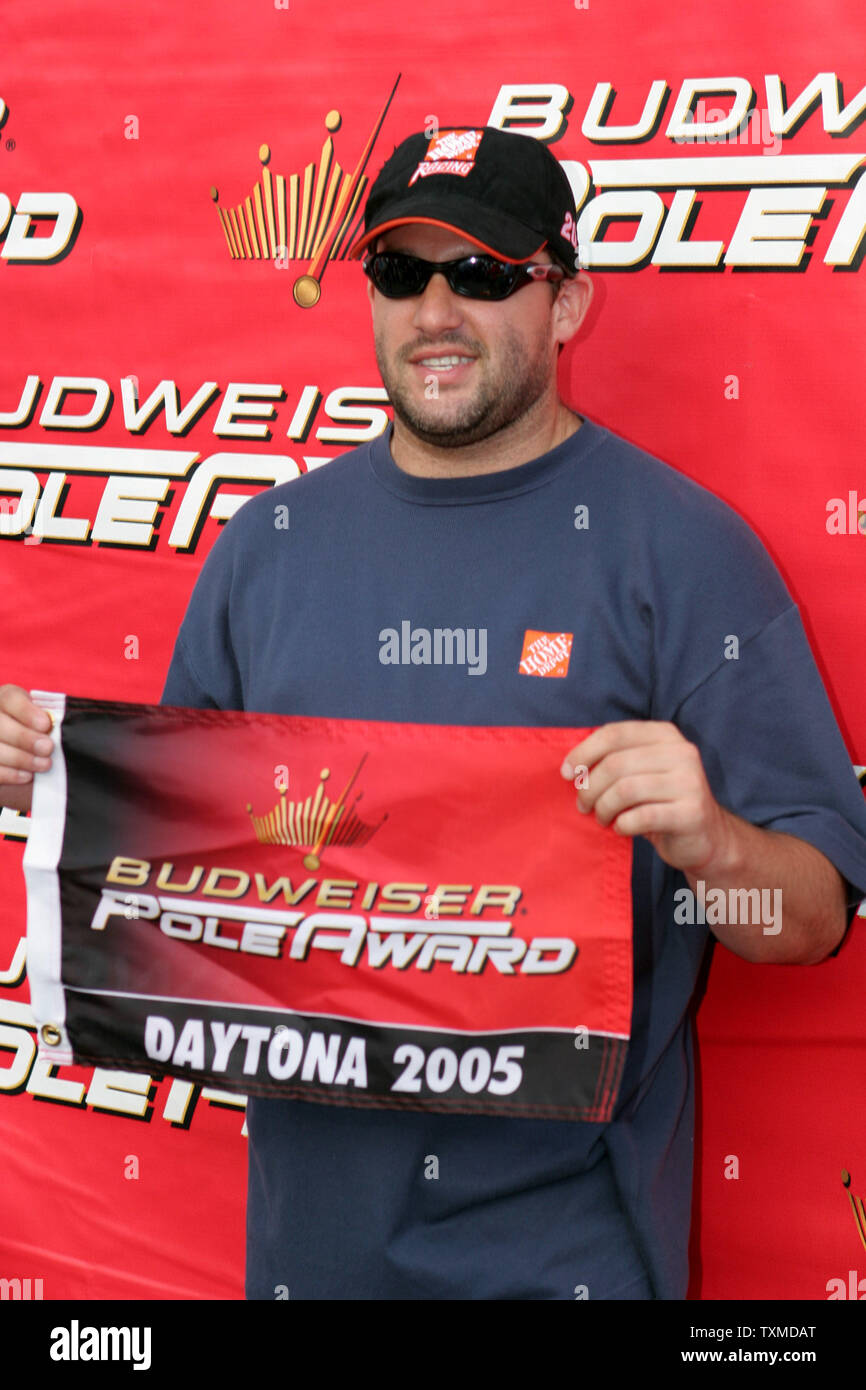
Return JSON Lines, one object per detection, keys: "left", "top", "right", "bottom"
{"left": 561, "top": 721, "right": 733, "bottom": 877}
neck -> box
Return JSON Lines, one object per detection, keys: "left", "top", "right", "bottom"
{"left": 389, "top": 393, "right": 583, "bottom": 479}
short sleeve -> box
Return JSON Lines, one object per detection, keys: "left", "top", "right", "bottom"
{"left": 673, "top": 603, "right": 866, "bottom": 909}
{"left": 161, "top": 630, "right": 226, "bottom": 710}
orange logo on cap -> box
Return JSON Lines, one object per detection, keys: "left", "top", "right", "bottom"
{"left": 409, "top": 129, "right": 484, "bottom": 186}
{"left": 425, "top": 129, "right": 483, "bottom": 162}
{"left": 518, "top": 630, "right": 574, "bottom": 678}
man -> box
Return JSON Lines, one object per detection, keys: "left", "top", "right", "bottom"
{"left": 4, "top": 126, "right": 866, "bottom": 1300}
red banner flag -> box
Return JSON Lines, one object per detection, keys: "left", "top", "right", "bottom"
{"left": 24, "top": 694, "right": 633, "bottom": 1121}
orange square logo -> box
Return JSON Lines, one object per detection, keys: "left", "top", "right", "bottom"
{"left": 518, "top": 630, "right": 573, "bottom": 678}
{"left": 425, "top": 129, "right": 483, "bottom": 163}
{"left": 409, "top": 129, "right": 484, "bottom": 187}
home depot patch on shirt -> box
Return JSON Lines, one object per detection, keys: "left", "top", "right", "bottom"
{"left": 519, "top": 630, "right": 574, "bottom": 678}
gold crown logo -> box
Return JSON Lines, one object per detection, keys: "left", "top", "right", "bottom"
{"left": 842, "top": 1170, "right": 866, "bottom": 1252}
{"left": 210, "top": 75, "right": 400, "bottom": 308}
{"left": 246, "top": 753, "right": 387, "bottom": 870}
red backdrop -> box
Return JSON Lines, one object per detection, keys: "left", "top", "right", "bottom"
{"left": 2, "top": 0, "right": 865, "bottom": 1300}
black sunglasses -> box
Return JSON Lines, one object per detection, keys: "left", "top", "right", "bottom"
{"left": 363, "top": 251, "right": 566, "bottom": 301}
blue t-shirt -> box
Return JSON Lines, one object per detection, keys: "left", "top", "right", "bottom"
{"left": 160, "top": 416, "right": 866, "bottom": 1300}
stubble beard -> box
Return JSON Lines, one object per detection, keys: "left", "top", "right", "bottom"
{"left": 375, "top": 325, "right": 553, "bottom": 450}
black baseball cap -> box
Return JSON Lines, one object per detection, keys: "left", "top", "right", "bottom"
{"left": 348, "top": 125, "right": 580, "bottom": 273}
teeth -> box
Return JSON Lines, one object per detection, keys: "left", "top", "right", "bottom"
{"left": 418, "top": 356, "right": 473, "bottom": 368}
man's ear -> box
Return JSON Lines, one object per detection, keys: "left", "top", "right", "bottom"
{"left": 553, "top": 271, "right": 593, "bottom": 347}
{"left": 365, "top": 272, "right": 376, "bottom": 308}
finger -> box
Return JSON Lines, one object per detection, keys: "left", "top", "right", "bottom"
{"left": 0, "top": 685, "right": 53, "bottom": 734}
{"left": 610, "top": 801, "right": 696, "bottom": 839}
{"left": 560, "top": 721, "right": 681, "bottom": 778}
{"left": 0, "top": 749, "right": 52, "bottom": 782}
{"left": 576, "top": 744, "right": 700, "bottom": 811}
{"left": 589, "top": 772, "right": 684, "bottom": 827}
{"left": 0, "top": 706, "right": 55, "bottom": 782}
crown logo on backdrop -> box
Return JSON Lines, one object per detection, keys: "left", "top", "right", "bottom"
{"left": 210, "top": 74, "right": 400, "bottom": 308}
{"left": 246, "top": 754, "right": 387, "bottom": 870}
{"left": 842, "top": 1169, "right": 866, "bottom": 1252}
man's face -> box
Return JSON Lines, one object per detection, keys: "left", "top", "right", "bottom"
{"left": 365, "top": 223, "right": 567, "bottom": 450}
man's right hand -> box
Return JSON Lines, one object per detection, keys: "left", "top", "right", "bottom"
{"left": 0, "top": 685, "right": 54, "bottom": 815}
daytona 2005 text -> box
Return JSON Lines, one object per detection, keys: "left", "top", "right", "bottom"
{"left": 144, "top": 1016, "right": 526, "bottom": 1095}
